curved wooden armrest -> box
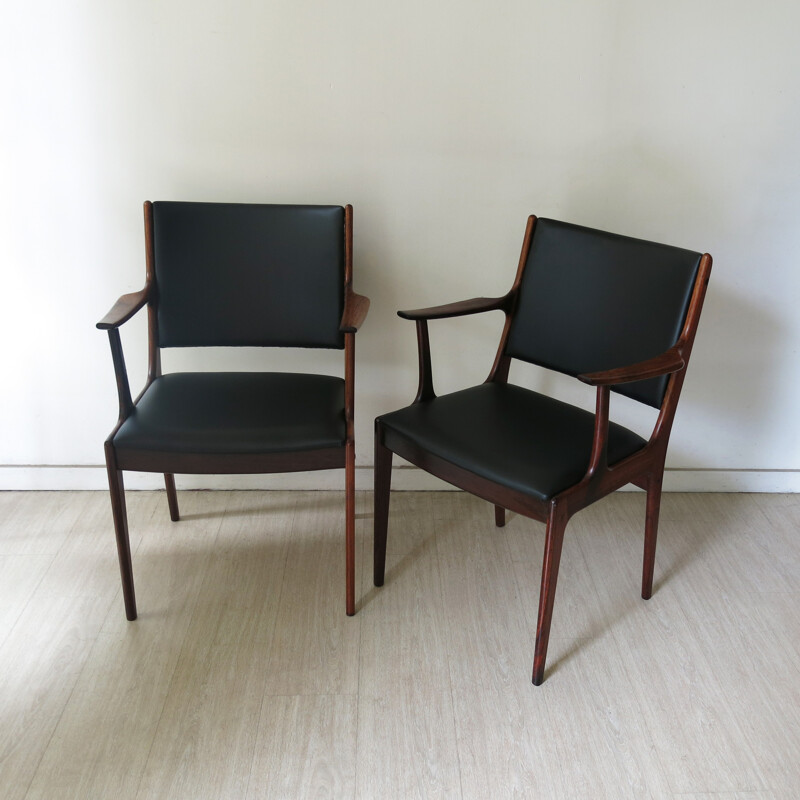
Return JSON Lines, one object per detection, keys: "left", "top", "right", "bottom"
{"left": 398, "top": 295, "right": 508, "bottom": 321}
{"left": 340, "top": 291, "right": 370, "bottom": 333}
{"left": 578, "top": 346, "right": 685, "bottom": 387}
{"left": 97, "top": 287, "right": 150, "bottom": 330}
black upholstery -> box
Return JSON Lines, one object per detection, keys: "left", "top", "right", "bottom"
{"left": 379, "top": 383, "right": 646, "bottom": 502}
{"left": 114, "top": 373, "right": 345, "bottom": 456}
{"left": 153, "top": 203, "right": 345, "bottom": 349}
{"left": 506, "top": 219, "right": 702, "bottom": 408}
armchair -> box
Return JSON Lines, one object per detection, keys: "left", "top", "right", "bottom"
{"left": 374, "top": 216, "right": 711, "bottom": 684}
{"left": 98, "top": 202, "right": 369, "bottom": 619}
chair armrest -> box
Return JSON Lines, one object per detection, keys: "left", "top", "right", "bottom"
{"left": 97, "top": 287, "right": 150, "bottom": 329}
{"left": 398, "top": 295, "right": 508, "bottom": 321}
{"left": 578, "top": 346, "right": 685, "bottom": 387}
{"left": 340, "top": 291, "right": 370, "bottom": 333}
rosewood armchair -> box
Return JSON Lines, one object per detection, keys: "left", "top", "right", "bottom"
{"left": 374, "top": 216, "right": 711, "bottom": 684}
{"left": 98, "top": 202, "right": 369, "bottom": 619}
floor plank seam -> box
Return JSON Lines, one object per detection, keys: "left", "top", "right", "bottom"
{"left": 434, "top": 513, "right": 467, "bottom": 800}
{"left": 3, "top": 492, "right": 799, "bottom": 800}
{"left": 130, "top": 495, "right": 231, "bottom": 800}
{"left": 576, "top": 513, "right": 774, "bottom": 797}
{"left": 0, "top": 551, "right": 57, "bottom": 654}
{"left": 21, "top": 596, "right": 115, "bottom": 800}
{"left": 244, "top": 493, "right": 301, "bottom": 799}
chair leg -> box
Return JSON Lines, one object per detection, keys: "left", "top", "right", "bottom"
{"left": 345, "top": 441, "right": 356, "bottom": 616}
{"left": 373, "top": 426, "right": 393, "bottom": 587}
{"left": 641, "top": 472, "right": 664, "bottom": 600}
{"left": 532, "top": 504, "right": 568, "bottom": 685}
{"left": 105, "top": 445, "right": 137, "bottom": 621}
{"left": 164, "top": 473, "right": 180, "bottom": 521}
{"left": 495, "top": 505, "right": 506, "bottom": 527}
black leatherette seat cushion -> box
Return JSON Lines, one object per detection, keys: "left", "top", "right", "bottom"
{"left": 114, "top": 373, "right": 346, "bottom": 455}
{"left": 378, "top": 383, "right": 647, "bottom": 502}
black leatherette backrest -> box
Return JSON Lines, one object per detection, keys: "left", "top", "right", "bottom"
{"left": 506, "top": 218, "right": 702, "bottom": 408}
{"left": 153, "top": 202, "right": 345, "bottom": 349}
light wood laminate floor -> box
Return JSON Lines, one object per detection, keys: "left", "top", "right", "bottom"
{"left": 0, "top": 490, "right": 798, "bottom": 799}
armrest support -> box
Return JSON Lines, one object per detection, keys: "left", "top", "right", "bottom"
{"left": 98, "top": 286, "right": 150, "bottom": 421}
{"left": 97, "top": 286, "right": 150, "bottom": 330}
{"left": 400, "top": 295, "right": 509, "bottom": 403}
{"left": 577, "top": 346, "right": 684, "bottom": 387}
{"left": 340, "top": 291, "right": 370, "bottom": 333}
{"left": 398, "top": 295, "right": 508, "bottom": 321}
{"left": 105, "top": 328, "right": 134, "bottom": 422}
{"left": 584, "top": 386, "right": 611, "bottom": 481}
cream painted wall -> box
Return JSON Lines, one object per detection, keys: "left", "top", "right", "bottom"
{"left": 1, "top": 1, "right": 799, "bottom": 490}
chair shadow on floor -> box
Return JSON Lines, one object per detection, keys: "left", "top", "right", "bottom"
{"left": 368, "top": 489, "right": 740, "bottom": 679}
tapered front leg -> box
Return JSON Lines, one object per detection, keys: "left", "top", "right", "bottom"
{"left": 532, "top": 503, "right": 568, "bottom": 685}
{"left": 105, "top": 444, "right": 137, "bottom": 620}
{"left": 345, "top": 441, "right": 356, "bottom": 616}
{"left": 641, "top": 471, "right": 664, "bottom": 600}
{"left": 164, "top": 473, "right": 180, "bottom": 521}
{"left": 373, "top": 423, "right": 393, "bottom": 587}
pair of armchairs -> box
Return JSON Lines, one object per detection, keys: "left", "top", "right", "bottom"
{"left": 98, "top": 202, "right": 710, "bottom": 684}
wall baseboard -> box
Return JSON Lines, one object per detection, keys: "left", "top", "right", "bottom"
{"left": 0, "top": 465, "right": 798, "bottom": 492}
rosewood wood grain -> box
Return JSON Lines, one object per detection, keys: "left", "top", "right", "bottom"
{"left": 532, "top": 501, "right": 568, "bottom": 685}
{"left": 398, "top": 295, "right": 508, "bottom": 321}
{"left": 96, "top": 287, "right": 150, "bottom": 330}
{"left": 104, "top": 441, "right": 136, "bottom": 620}
{"left": 144, "top": 201, "right": 161, "bottom": 385}
{"left": 106, "top": 329, "right": 134, "bottom": 421}
{"left": 578, "top": 346, "right": 684, "bottom": 387}
{"left": 487, "top": 214, "right": 537, "bottom": 385}
{"left": 345, "top": 441, "right": 356, "bottom": 616}
{"left": 340, "top": 293, "right": 370, "bottom": 332}
{"left": 413, "top": 320, "right": 435, "bottom": 403}
{"left": 374, "top": 225, "right": 712, "bottom": 685}
{"left": 373, "top": 431, "right": 393, "bottom": 588}
{"left": 641, "top": 470, "right": 664, "bottom": 600}
{"left": 585, "top": 385, "right": 610, "bottom": 480}
{"left": 344, "top": 326, "right": 356, "bottom": 615}
{"left": 164, "top": 473, "right": 180, "bottom": 521}
{"left": 114, "top": 447, "right": 346, "bottom": 475}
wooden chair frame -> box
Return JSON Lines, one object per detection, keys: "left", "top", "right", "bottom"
{"left": 98, "top": 202, "right": 369, "bottom": 619}
{"left": 374, "top": 215, "right": 711, "bottom": 684}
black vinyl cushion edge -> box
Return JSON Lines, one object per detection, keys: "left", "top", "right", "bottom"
{"left": 113, "top": 373, "right": 346, "bottom": 455}
{"left": 378, "top": 383, "right": 647, "bottom": 502}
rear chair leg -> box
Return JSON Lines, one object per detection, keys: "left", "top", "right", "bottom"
{"left": 532, "top": 504, "right": 568, "bottom": 685}
{"left": 164, "top": 473, "right": 180, "bottom": 521}
{"left": 495, "top": 505, "right": 506, "bottom": 527}
{"left": 641, "top": 472, "right": 664, "bottom": 600}
{"left": 105, "top": 445, "right": 137, "bottom": 620}
{"left": 373, "top": 425, "right": 393, "bottom": 587}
